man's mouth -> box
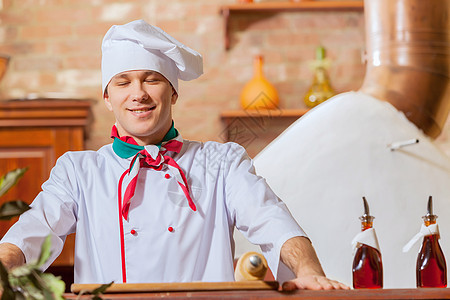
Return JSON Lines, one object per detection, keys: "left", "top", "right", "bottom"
{"left": 128, "top": 107, "right": 155, "bottom": 114}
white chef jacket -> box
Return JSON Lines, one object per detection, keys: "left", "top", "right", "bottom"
{"left": 1, "top": 139, "right": 306, "bottom": 284}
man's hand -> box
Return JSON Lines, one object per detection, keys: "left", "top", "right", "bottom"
{"left": 0, "top": 242, "right": 25, "bottom": 269}
{"left": 280, "top": 236, "right": 349, "bottom": 290}
{"left": 282, "top": 275, "right": 350, "bottom": 290}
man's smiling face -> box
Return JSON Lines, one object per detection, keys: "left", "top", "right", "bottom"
{"left": 104, "top": 70, "right": 178, "bottom": 145}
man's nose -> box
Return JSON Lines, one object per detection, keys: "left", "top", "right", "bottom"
{"left": 131, "top": 82, "right": 149, "bottom": 101}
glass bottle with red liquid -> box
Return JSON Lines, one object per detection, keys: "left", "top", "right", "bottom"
{"left": 416, "top": 196, "right": 447, "bottom": 288}
{"left": 352, "top": 197, "right": 383, "bottom": 289}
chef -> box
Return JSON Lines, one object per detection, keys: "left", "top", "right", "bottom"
{"left": 0, "top": 20, "right": 347, "bottom": 290}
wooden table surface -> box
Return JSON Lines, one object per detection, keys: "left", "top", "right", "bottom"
{"left": 65, "top": 288, "right": 450, "bottom": 300}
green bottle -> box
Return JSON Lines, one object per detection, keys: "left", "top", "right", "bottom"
{"left": 303, "top": 46, "right": 335, "bottom": 108}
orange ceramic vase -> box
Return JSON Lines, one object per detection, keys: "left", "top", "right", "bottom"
{"left": 240, "top": 55, "right": 280, "bottom": 110}
{"left": 0, "top": 55, "right": 10, "bottom": 82}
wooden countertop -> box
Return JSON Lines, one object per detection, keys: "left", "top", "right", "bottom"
{"left": 65, "top": 288, "right": 450, "bottom": 299}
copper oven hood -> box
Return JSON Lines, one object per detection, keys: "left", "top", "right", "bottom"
{"left": 359, "top": 0, "right": 450, "bottom": 138}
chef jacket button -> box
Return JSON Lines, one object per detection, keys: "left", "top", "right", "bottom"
{"left": 165, "top": 174, "right": 171, "bottom": 179}
{"left": 130, "top": 229, "right": 136, "bottom": 235}
{"left": 168, "top": 227, "right": 174, "bottom": 232}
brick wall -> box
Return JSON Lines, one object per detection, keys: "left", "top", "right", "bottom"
{"left": 0, "top": 0, "right": 449, "bottom": 157}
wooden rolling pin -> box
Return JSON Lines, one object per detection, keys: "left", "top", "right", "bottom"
{"left": 234, "top": 251, "right": 268, "bottom": 281}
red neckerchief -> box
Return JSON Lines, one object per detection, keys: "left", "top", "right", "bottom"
{"left": 111, "top": 125, "right": 196, "bottom": 220}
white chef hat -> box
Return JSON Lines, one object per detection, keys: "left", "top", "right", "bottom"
{"left": 101, "top": 20, "right": 203, "bottom": 95}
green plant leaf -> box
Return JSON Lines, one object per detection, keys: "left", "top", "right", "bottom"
{"left": 40, "top": 273, "right": 65, "bottom": 300}
{"left": 22, "top": 275, "right": 44, "bottom": 299}
{"left": 91, "top": 281, "right": 113, "bottom": 295}
{"left": 0, "top": 200, "right": 31, "bottom": 220}
{"left": 0, "top": 260, "right": 14, "bottom": 298}
{"left": 0, "top": 260, "right": 10, "bottom": 286}
{"left": 13, "top": 291, "right": 26, "bottom": 300}
{"left": 1, "top": 290, "right": 24, "bottom": 300}
{"left": 0, "top": 168, "right": 28, "bottom": 198}
{"left": 10, "top": 264, "right": 33, "bottom": 277}
{"left": 43, "top": 288, "right": 55, "bottom": 300}
{"left": 36, "top": 235, "right": 52, "bottom": 268}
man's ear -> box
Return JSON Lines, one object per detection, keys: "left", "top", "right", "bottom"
{"left": 171, "top": 88, "right": 178, "bottom": 105}
{"left": 104, "top": 89, "right": 113, "bottom": 111}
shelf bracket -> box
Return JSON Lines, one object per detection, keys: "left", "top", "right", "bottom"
{"left": 221, "top": 8, "right": 231, "bottom": 50}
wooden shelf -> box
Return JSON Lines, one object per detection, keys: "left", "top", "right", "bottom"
{"left": 220, "top": 108, "right": 309, "bottom": 120}
{"left": 221, "top": 1, "right": 364, "bottom": 12}
{"left": 220, "top": 1, "right": 364, "bottom": 49}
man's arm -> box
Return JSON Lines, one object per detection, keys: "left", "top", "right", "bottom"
{"left": 280, "top": 236, "right": 349, "bottom": 290}
{"left": 0, "top": 243, "right": 25, "bottom": 269}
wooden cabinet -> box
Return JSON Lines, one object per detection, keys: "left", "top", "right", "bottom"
{"left": 0, "top": 98, "right": 92, "bottom": 286}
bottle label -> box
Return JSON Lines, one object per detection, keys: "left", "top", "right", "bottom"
{"left": 351, "top": 228, "right": 381, "bottom": 253}
{"left": 403, "top": 223, "right": 439, "bottom": 252}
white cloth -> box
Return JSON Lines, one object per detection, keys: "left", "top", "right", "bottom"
{"left": 1, "top": 140, "right": 305, "bottom": 284}
{"left": 352, "top": 228, "right": 381, "bottom": 252}
{"left": 403, "top": 224, "right": 440, "bottom": 253}
{"left": 240, "top": 91, "right": 450, "bottom": 288}
{"left": 101, "top": 20, "right": 203, "bottom": 94}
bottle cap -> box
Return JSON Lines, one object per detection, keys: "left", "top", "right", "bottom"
{"left": 422, "top": 196, "right": 437, "bottom": 224}
{"left": 360, "top": 196, "right": 375, "bottom": 223}
{"left": 316, "top": 46, "right": 326, "bottom": 60}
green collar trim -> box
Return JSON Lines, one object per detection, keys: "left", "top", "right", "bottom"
{"left": 113, "top": 138, "right": 143, "bottom": 159}
{"left": 164, "top": 124, "right": 178, "bottom": 143}
{"left": 112, "top": 122, "right": 179, "bottom": 159}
